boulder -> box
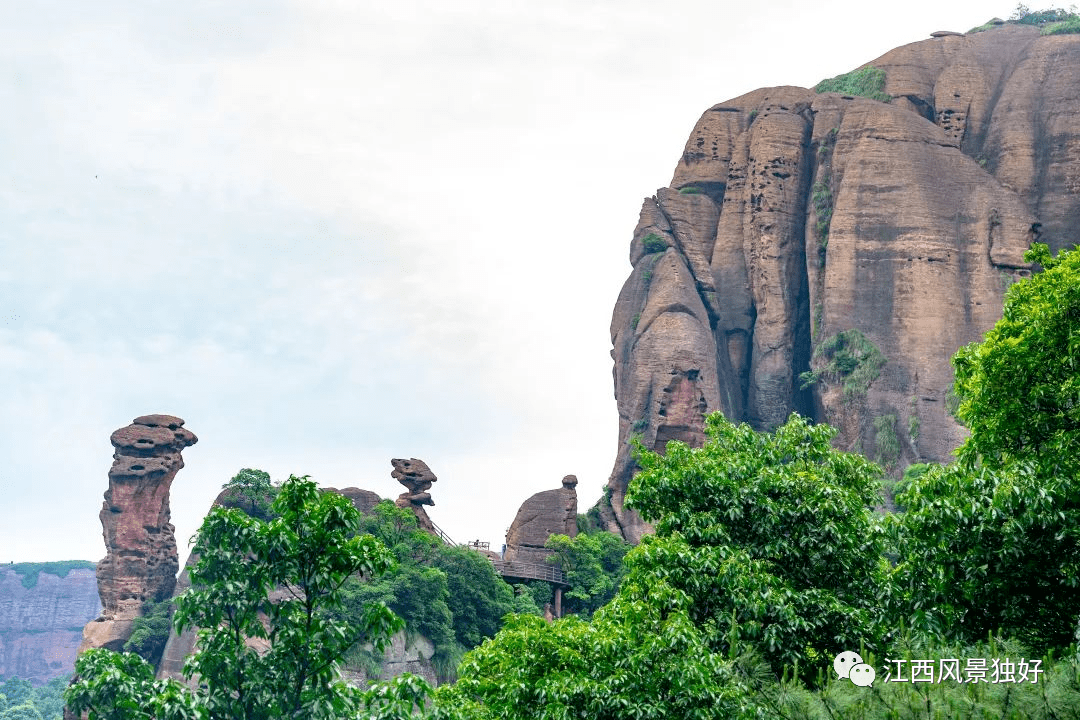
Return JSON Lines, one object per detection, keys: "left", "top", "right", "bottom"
{"left": 503, "top": 475, "right": 578, "bottom": 565}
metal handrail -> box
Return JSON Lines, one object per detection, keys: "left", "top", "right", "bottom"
{"left": 491, "top": 559, "right": 567, "bottom": 585}
{"left": 428, "top": 519, "right": 456, "bottom": 547}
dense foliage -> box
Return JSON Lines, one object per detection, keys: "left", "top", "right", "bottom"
{"left": 891, "top": 243, "right": 1080, "bottom": 649}
{"left": 0, "top": 676, "right": 67, "bottom": 720}
{"left": 123, "top": 599, "right": 173, "bottom": 666}
{"left": 952, "top": 243, "right": 1080, "bottom": 477}
{"left": 544, "top": 528, "right": 630, "bottom": 617}
{"left": 336, "top": 499, "right": 538, "bottom": 682}
{"left": 66, "top": 475, "right": 414, "bottom": 720}
{"left": 59, "top": 243, "right": 1080, "bottom": 719}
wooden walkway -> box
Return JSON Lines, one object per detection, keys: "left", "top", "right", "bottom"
{"left": 491, "top": 559, "right": 567, "bottom": 586}
{"left": 430, "top": 520, "right": 567, "bottom": 585}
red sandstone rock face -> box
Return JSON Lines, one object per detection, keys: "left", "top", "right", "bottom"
{"left": 607, "top": 25, "right": 1071, "bottom": 541}
{"left": 504, "top": 475, "right": 578, "bottom": 566}
{"left": 78, "top": 415, "right": 197, "bottom": 654}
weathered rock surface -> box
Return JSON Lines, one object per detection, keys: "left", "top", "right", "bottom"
{"left": 0, "top": 566, "right": 100, "bottom": 685}
{"left": 79, "top": 415, "right": 197, "bottom": 654}
{"left": 504, "top": 475, "right": 578, "bottom": 565}
{"left": 391, "top": 458, "right": 438, "bottom": 532}
{"left": 339, "top": 630, "right": 438, "bottom": 688}
{"left": 606, "top": 24, "right": 1077, "bottom": 541}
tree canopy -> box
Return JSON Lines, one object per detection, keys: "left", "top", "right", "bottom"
{"left": 66, "top": 475, "right": 419, "bottom": 720}
{"left": 952, "top": 242, "right": 1080, "bottom": 476}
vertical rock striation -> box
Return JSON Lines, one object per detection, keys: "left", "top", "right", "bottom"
{"left": 606, "top": 25, "right": 1078, "bottom": 541}
{"left": 78, "top": 415, "right": 197, "bottom": 654}
{"left": 0, "top": 566, "right": 100, "bottom": 684}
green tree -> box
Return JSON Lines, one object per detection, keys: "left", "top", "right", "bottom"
{"left": 0, "top": 705, "right": 43, "bottom": 720}
{"left": 544, "top": 530, "right": 630, "bottom": 617}
{"left": 437, "top": 599, "right": 756, "bottom": 720}
{"left": 891, "top": 244, "right": 1080, "bottom": 649}
{"left": 626, "top": 411, "right": 889, "bottom": 675}
{"left": 952, "top": 243, "right": 1080, "bottom": 477}
{"left": 220, "top": 468, "right": 275, "bottom": 519}
{"left": 432, "top": 545, "right": 518, "bottom": 649}
{"left": 0, "top": 680, "right": 30, "bottom": 709}
{"left": 67, "top": 475, "right": 417, "bottom": 720}
{"left": 29, "top": 676, "right": 68, "bottom": 720}
{"left": 891, "top": 462, "right": 1080, "bottom": 648}
{"left": 65, "top": 650, "right": 199, "bottom": 720}
{"left": 358, "top": 500, "right": 441, "bottom": 565}
{"left": 892, "top": 245, "right": 1080, "bottom": 649}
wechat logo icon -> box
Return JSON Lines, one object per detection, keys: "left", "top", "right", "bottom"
{"left": 834, "top": 650, "right": 876, "bottom": 687}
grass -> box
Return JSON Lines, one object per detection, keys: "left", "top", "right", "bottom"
{"left": 678, "top": 186, "right": 702, "bottom": 194}
{"left": 799, "top": 329, "right": 886, "bottom": 401}
{"left": 1043, "top": 16, "right": 1080, "bottom": 33}
{"left": 874, "top": 414, "right": 900, "bottom": 468}
{"left": 813, "top": 66, "right": 890, "bottom": 102}
{"left": 5, "top": 560, "right": 97, "bottom": 589}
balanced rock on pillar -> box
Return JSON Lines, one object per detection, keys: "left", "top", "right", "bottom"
{"left": 391, "top": 458, "right": 438, "bottom": 532}
{"left": 78, "top": 414, "right": 197, "bottom": 655}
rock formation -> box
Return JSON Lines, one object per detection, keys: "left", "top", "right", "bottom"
{"left": 606, "top": 23, "right": 1079, "bottom": 541}
{"left": 504, "top": 475, "right": 578, "bottom": 565}
{"left": 391, "top": 458, "right": 438, "bottom": 532}
{"left": 0, "top": 564, "right": 100, "bottom": 684}
{"left": 78, "top": 415, "right": 197, "bottom": 654}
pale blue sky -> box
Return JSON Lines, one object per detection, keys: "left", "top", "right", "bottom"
{"left": 2, "top": 0, "right": 1018, "bottom": 564}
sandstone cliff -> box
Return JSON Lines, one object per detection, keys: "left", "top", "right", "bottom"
{"left": 0, "top": 564, "right": 100, "bottom": 685}
{"left": 79, "top": 415, "right": 197, "bottom": 654}
{"left": 606, "top": 24, "right": 1078, "bottom": 541}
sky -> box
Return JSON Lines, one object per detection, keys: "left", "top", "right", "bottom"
{"left": 2, "top": 0, "right": 1021, "bottom": 566}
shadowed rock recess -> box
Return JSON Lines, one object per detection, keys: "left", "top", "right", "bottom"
{"left": 605, "top": 24, "right": 1080, "bottom": 542}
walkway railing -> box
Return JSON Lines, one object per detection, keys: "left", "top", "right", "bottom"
{"left": 429, "top": 520, "right": 456, "bottom": 547}
{"left": 491, "top": 559, "right": 567, "bottom": 585}
{"left": 426, "top": 521, "right": 566, "bottom": 587}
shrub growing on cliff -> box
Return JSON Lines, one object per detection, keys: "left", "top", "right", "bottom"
{"left": 123, "top": 599, "right": 172, "bottom": 667}
{"left": 813, "top": 66, "right": 890, "bottom": 102}
{"left": 640, "top": 232, "right": 668, "bottom": 254}
{"left": 1043, "top": 16, "right": 1080, "bottom": 33}
{"left": 799, "top": 328, "right": 886, "bottom": 401}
